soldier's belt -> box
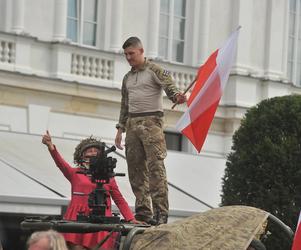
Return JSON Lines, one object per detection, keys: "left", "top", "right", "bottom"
{"left": 128, "top": 111, "right": 164, "bottom": 118}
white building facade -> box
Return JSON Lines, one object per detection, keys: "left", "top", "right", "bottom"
{"left": 0, "top": 0, "right": 301, "bottom": 247}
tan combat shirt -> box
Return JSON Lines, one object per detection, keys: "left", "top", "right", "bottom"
{"left": 117, "top": 59, "right": 180, "bottom": 131}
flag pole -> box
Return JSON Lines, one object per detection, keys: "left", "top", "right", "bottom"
{"left": 171, "top": 77, "right": 197, "bottom": 109}
{"left": 172, "top": 26, "right": 241, "bottom": 111}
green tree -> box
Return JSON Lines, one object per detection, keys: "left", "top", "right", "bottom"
{"left": 221, "top": 95, "right": 301, "bottom": 250}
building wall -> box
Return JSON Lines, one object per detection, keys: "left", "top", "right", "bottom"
{"left": 0, "top": 0, "right": 300, "bottom": 207}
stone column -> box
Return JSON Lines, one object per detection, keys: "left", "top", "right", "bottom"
{"left": 147, "top": 0, "right": 160, "bottom": 58}
{"left": 230, "top": 0, "right": 253, "bottom": 75}
{"left": 11, "top": 0, "right": 25, "bottom": 34}
{"left": 110, "top": 0, "right": 123, "bottom": 52}
{"left": 197, "top": 0, "right": 210, "bottom": 65}
{"left": 263, "top": 0, "right": 288, "bottom": 81}
{"left": 53, "top": 0, "right": 68, "bottom": 41}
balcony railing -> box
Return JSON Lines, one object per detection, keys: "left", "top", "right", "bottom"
{"left": 0, "top": 32, "right": 197, "bottom": 91}
{"left": 172, "top": 71, "right": 195, "bottom": 91}
{"left": 0, "top": 40, "right": 15, "bottom": 64}
{"left": 71, "top": 53, "right": 114, "bottom": 80}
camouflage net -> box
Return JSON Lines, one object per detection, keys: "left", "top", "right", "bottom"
{"left": 73, "top": 136, "right": 102, "bottom": 166}
{"left": 130, "top": 206, "right": 269, "bottom": 250}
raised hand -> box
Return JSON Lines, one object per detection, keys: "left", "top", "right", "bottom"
{"left": 42, "top": 130, "right": 54, "bottom": 150}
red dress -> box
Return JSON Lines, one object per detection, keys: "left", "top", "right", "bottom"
{"left": 50, "top": 146, "right": 134, "bottom": 249}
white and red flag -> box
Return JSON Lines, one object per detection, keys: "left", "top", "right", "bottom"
{"left": 292, "top": 211, "right": 301, "bottom": 250}
{"left": 176, "top": 28, "right": 240, "bottom": 152}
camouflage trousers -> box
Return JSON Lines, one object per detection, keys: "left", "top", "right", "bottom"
{"left": 125, "top": 115, "right": 169, "bottom": 222}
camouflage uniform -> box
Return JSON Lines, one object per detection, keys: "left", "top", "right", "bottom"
{"left": 116, "top": 59, "right": 180, "bottom": 224}
{"left": 126, "top": 115, "right": 168, "bottom": 223}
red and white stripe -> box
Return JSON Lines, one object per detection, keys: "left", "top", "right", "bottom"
{"left": 176, "top": 28, "right": 239, "bottom": 152}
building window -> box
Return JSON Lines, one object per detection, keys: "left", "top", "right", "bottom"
{"left": 288, "top": 0, "right": 301, "bottom": 86}
{"left": 164, "top": 131, "right": 182, "bottom": 151}
{"left": 159, "top": 0, "right": 186, "bottom": 63}
{"left": 67, "top": 0, "right": 98, "bottom": 46}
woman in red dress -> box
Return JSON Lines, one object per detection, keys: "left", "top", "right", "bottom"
{"left": 42, "top": 131, "right": 137, "bottom": 250}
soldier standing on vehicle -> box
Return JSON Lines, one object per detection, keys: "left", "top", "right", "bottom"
{"left": 115, "top": 36, "right": 186, "bottom": 225}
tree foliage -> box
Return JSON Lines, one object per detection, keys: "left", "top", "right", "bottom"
{"left": 221, "top": 95, "right": 301, "bottom": 249}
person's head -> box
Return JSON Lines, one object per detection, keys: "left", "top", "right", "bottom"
{"left": 122, "top": 36, "right": 145, "bottom": 69}
{"left": 27, "top": 230, "right": 68, "bottom": 250}
{"left": 73, "top": 136, "right": 103, "bottom": 167}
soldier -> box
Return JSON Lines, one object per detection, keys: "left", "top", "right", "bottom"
{"left": 115, "top": 37, "right": 186, "bottom": 225}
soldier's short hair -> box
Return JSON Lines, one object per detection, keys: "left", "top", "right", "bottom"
{"left": 122, "top": 37, "right": 143, "bottom": 49}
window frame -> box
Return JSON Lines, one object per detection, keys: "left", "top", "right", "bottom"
{"left": 164, "top": 130, "right": 183, "bottom": 151}
{"left": 159, "top": 0, "right": 187, "bottom": 64}
{"left": 67, "top": 0, "right": 98, "bottom": 47}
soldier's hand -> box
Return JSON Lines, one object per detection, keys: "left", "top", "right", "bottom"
{"left": 115, "top": 129, "right": 124, "bottom": 150}
{"left": 42, "top": 130, "right": 54, "bottom": 150}
{"left": 174, "top": 93, "right": 187, "bottom": 104}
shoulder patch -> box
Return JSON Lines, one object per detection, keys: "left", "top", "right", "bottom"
{"left": 162, "top": 70, "right": 170, "bottom": 77}
{"left": 148, "top": 62, "right": 173, "bottom": 83}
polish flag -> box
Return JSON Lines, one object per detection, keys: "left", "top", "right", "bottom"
{"left": 292, "top": 212, "right": 301, "bottom": 250}
{"left": 176, "top": 28, "right": 240, "bottom": 152}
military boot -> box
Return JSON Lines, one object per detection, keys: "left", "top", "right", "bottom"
{"left": 153, "top": 208, "right": 168, "bottom": 225}
{"left": 135, "top": 214, "right": 157, "bottom": 226}
{"left": 156, "top": 214, "right": 168, "bottom": 225}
